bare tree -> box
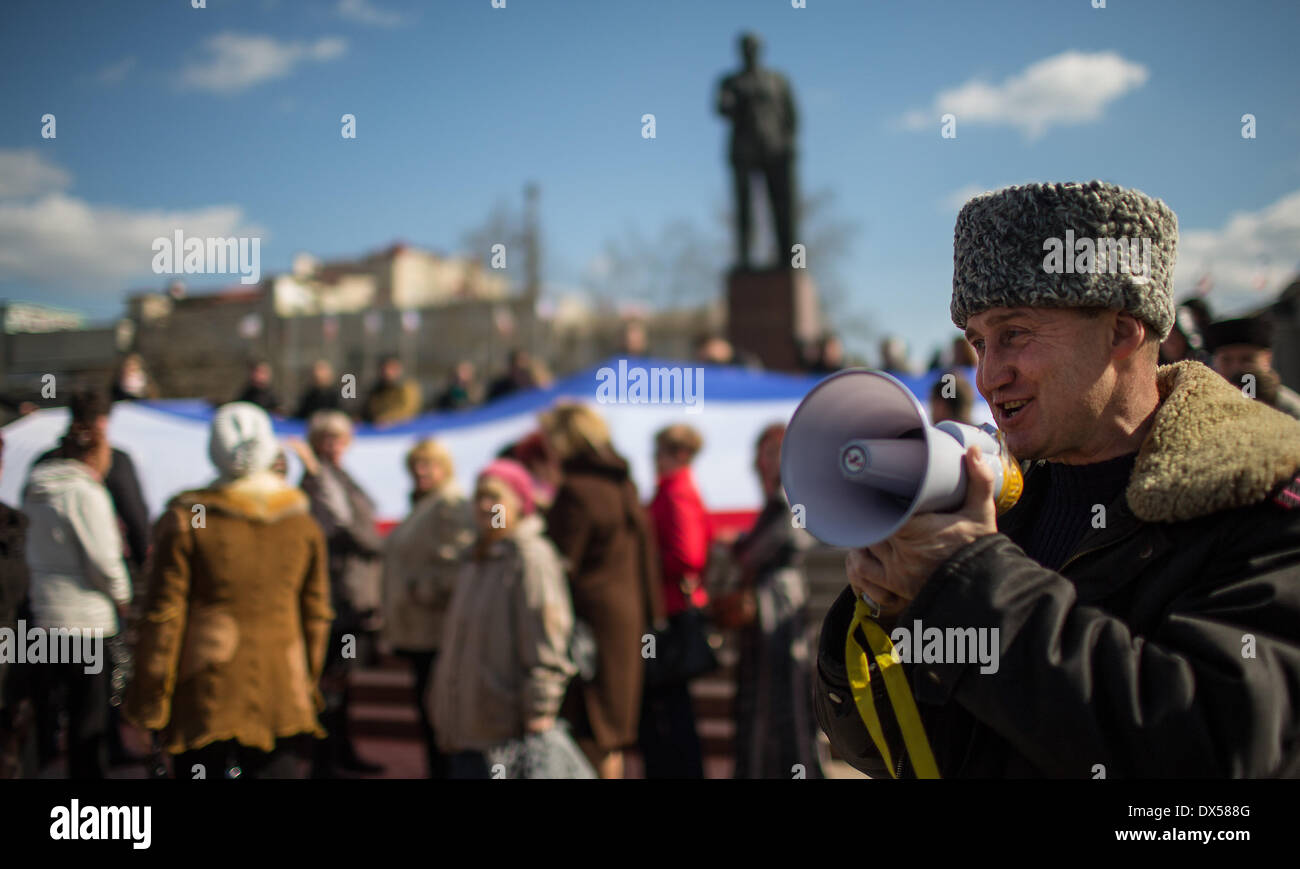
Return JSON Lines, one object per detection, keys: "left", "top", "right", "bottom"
{"left": 583, "top": 188, "right": 867, "bottom": 335}
{"left": 796, "top": 188, "right": 867, "bottom": 335}
{"left": 460, "top": 198, "right": 525, "bottom": 290}
{"left": 585, "top": 219, "right": 725, "bottom": 310}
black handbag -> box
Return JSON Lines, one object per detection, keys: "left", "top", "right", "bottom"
{"left": 643, "top": 604, "right": 718, "bottom": 687}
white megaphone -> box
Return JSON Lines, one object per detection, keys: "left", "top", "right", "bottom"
{"left": 781, "top": 369, "right": 1023, "bottom": 548}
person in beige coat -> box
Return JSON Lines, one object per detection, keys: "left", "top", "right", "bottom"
{"left": 431, "top": 459, "right": 592, "bottom": 778}
{"left": 381, "top": 438, "right": 474, "bottom": 778}
{"left": 125, "top": 402, "right": 333, "bottom": 778}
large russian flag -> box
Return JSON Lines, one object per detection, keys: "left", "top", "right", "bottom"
{"left": 0, "top": 360, "right": 986, "bottom": 537}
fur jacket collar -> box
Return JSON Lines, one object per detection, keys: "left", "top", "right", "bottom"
{"left": 170, "top": 470, "right": 310, "bottom": 523}
{"left": 1127, "top": 361, "right": 1300, "bottom": 522}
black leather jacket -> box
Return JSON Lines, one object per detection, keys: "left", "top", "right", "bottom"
{"left": 815, "top": 363, "right": 1300, "bottom": 778}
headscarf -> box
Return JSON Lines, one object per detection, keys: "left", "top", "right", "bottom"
{"left": 209, "top": 401, "right": 279, "bottom": 481}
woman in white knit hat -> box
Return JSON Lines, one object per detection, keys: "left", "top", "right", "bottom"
{"left": 125, "top": 402, "right": 333, "bottom": 779}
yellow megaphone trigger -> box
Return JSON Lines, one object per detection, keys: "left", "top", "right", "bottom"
{"left": 845, "top": 599, "right": 941, "bottom": 779}
{"left": 993, "top": 430, "right": 1023, "bottom": 516}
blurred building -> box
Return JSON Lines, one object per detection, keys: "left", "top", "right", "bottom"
{"left": 0, "top": 301, "right": 121, "bottom": 408}
{"left": 272, "top": 242, "right": 510, "bottom": 316}
{"left": 0, "top": 241, "right": 723, "bottom": 416}
{"left": 124, "top": 242, "right": 525, "bottom": 406}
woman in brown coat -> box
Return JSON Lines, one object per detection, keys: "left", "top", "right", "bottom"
{"left": 541, "top": 404, "right": 662, "bottom": 779}
{"left": 125, "top": 402, "right": 333, "bottom": 778}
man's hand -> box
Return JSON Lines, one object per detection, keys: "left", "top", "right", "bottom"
{"left": 847, "top": 446, "right": 998, "bottom": 612}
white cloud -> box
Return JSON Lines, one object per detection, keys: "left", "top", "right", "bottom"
{"left": 0, "top": 150, "right": 262, "bottom": 295}
{"left": 96, "top": 56, "right": 136, "bottom": 85}
{"left": 942, "top": 184, "right": 994, "bottom": 213}
{"left": 337, "top": 0, "right": 404, "bottom": 27}
{"left": 902, "top": 51, "right": 1149, "bottom": 140}
{"left": 179, "top": 32, "right": 347, "bottom": 94}
{"left": 941, "top": 181, "right": 1037, "bottom": 214}
{"left": 0, "top": 149, "right": 72, "bottom": 199}
{"left": 1175, "top": 189, "right": 1300, "bottom": 311}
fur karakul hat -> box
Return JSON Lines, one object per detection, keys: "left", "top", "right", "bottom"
{"left": 950, "top": 181, "right": 1179, "bottom": 340}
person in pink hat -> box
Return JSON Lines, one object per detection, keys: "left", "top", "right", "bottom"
{"left": 429, "top": 460, "right": 593, "bottom": 778}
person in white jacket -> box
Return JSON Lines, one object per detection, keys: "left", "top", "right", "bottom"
{"left": 22, "top": 420, "right": 131, "bottom": 778}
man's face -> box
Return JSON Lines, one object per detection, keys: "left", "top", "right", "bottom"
{"left": 312, "top": 362, "right": 333, "bottom": 387}
{"left": 701, "top": 338, "right": 732, "bottom": 364}
{"left": 410, "top": 456, "right": 446, "bottom": 495}
{"left": 382, "top": 360, "right": 402, "bottom": 382}
{"left": 1214, "top": 345, "right": 1269, "bottom": 384}
{"left": 314, "top": 430, "right": 350, "bottom": 466}
{"left": 623, "top": 323, "right": 647, "bottom": 355}
{"left": 655, "top": 444, "right": 688, "bottom": 479}
{"left": 964, "top": 307, "right": 1119, "bottom": 462}
{"left": 474, "top": 480, "right": 517, "bottom": 538}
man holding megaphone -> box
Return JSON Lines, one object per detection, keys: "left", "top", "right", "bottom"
{"left": 799, "top": 181, "right": 1300, "bottom": 778}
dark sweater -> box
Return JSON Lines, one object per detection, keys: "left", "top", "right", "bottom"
{"left": 1023, "top": 452, "right": 1137, "bottom": 571}
{"left": 293, "top": 386, "right": 341, "bottom": 420}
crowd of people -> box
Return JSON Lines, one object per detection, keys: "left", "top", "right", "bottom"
{"left": 0, "top": 377, "right": 827, "bottom": 779}
{"left": 2, "top": 211, "right": 1297, "bottom": 779}
{"left": 81, "top": 324, "right": 964, "bottom": 429}
{"left": 223, "top": 351, "right": 555, "bottom": 425}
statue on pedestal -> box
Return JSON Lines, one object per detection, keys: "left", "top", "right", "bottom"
{"left": 716, "top": 32, "right": 799, "bottom": 270}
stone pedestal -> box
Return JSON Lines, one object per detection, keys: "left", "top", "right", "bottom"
{"left": 725, "top": 268, "right": 821, "bottom": 372}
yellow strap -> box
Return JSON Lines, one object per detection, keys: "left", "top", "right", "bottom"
{"left": 845, "top": 600, "right": 941, "bottom": 779}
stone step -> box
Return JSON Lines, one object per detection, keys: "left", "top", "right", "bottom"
{"left": 351, "top": 664, "right": 737, "bottom": 708}
{"left": 350, "top": 669, "right": 739, "bottom": 756}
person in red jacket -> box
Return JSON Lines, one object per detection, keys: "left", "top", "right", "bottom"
{"left": 639, "top": 424, "right": 711, "bottom": 777}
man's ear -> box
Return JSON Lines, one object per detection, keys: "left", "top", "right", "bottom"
{"left": 1111, "top": 312, "right": 1148, "bottom": 362}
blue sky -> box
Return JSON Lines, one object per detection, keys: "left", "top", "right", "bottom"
{"left": 2, "top": 0, "right": 1298, "bottom": 363}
